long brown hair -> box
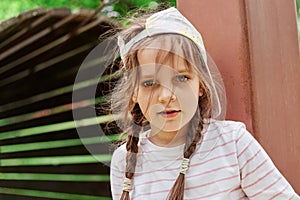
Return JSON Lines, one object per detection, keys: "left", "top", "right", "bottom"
{"left": 110, "top": 18, "right": 212, "bottom": 200}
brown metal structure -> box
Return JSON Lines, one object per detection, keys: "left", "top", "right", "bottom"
{"left": 178, "top": 0, "right": 300, "bottom": 193}
{"left": 0, "top": 7, "right": 118, "bottom": 199}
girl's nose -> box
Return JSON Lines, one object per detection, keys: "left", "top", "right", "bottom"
{"left": 158, "top": 86, "right": 176, "bottom": 103}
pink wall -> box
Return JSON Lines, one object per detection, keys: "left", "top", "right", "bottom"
{"left": 178, "top": 0, "right": 300, "bottom": 193}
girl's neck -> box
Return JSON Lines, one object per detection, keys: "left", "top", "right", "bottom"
{"left": 147, "top": 124, "right": 189, "bottom": 147}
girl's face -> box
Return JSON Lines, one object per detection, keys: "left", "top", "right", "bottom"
{"left": 133, "top": 49, "right": 202, "bottom": 134}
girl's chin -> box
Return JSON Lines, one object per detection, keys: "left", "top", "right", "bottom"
{"left": 150, "top": 125, "right": 179, "bottom": 132}
{"left": 149, "top": 122, "right": 189, "bottom": 133}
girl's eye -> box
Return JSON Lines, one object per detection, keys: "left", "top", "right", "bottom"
{"left": 175, "top": 75, "right": 189, "bottom": 82}
{"left": 142, "top": 80, "right": 155, "bottom": 87}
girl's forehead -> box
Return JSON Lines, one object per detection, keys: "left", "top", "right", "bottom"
{"left": 137, "top": 49, "right": 188, "bottom": 68}
{"left": 136, "top": 49, "right": 198, "bottom": 78}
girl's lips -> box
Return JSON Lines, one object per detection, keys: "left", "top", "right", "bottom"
{"left": 158, "top": 110, "right": 181, "bottom": 118}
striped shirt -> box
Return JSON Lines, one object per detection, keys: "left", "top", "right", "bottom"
{"left": 110, "top": 120, "right": 299, "bottom": 199}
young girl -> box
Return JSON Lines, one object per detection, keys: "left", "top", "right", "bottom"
{"left": 109, "top": 7, "right": 299, "bottom": 200}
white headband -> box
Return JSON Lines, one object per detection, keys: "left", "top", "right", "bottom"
{"left": 117, "top": 7, "right": 207, "bottom": 64}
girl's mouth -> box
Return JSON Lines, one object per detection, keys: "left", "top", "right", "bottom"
{"left": 158, "top": 110, "right": 181, "bottom": 118}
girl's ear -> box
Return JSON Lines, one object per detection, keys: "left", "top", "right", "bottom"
{"left": 199, "top": 87, "right": 204, "bottom": 97}
{"left": 132, "top": 91, "right": 138, "bottom": 102}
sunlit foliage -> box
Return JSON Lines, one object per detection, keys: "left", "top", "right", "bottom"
{"left": 0, "top": 0, "right": 176, "bottom": 21}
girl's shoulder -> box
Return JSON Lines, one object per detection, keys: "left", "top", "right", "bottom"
{"left": 111, "top": 143, "right": 127, "bottom": 166}
{"left": 198, "top": 120, "right": 250, "bottom": 159}
{"left": 204, "top": 119, "right": 248, "bottom": 138}
{"left": 112, "top": 142, "right": 127, "bottom": 156}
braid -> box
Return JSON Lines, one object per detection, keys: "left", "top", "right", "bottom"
{"left": 120, "top": 105, "right": 144, "bottom": 200}
{"left": 184, "top": 108, "right": 203, "bottom": 158}
{"left": 168, "top": 106, "right": 204, "bottom": 200}
{"left": 120, "top": 133, "right": 139, "bottom": 200}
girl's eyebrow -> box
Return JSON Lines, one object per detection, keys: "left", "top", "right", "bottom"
{"left": 177, "top": 69, "right": 191, "bottom": 74}
{"left": 140, "top": 75, "right": 155, "bottom": 79}
{"left": 138, "top": 68, "right": 156, "bottom": 78}
{"left": 139, "top": 71, "right": 156, "bottom": 78}
{"left": 140, "top": 69, "right": 190, "bottom": 78}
